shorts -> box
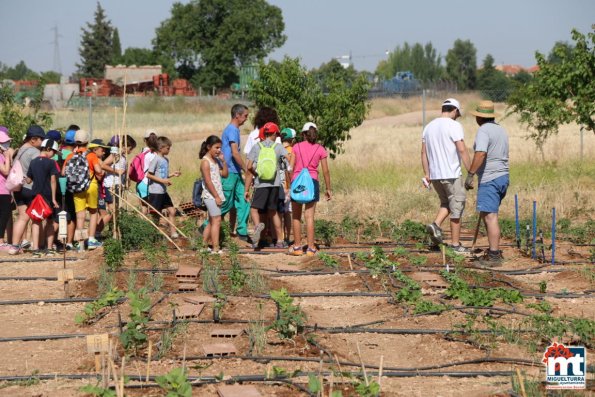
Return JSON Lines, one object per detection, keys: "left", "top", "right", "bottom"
{"left": 431, "top": 176, "right": 466, "bottom": 219}
{"left": 277, "top": 186, "right": 286, "bottom": 214}
{"left": 251, "top": 186, "right": 280, "bottom": 211}
{"left": 52, "top": 194, "right": 74, "bottom": 222}
{"left": 203, "top": 197, "right": 222, "bottom": 217}
{"left": 73, "top": 180, "right": 99, "bottom": 213}
{"left": 14, "top": 188, "right": 34, "bottom": 207}
{"left": 290, "top": 179, "right": 320, "bottom": 204}
{"left": 64, "top": 191, "right": 76, "bottom": 220}
{"left": 98, "top": 185, "right": 118, "bottom": 210}
{"left": 148, "top": 192, "right": 173, "bottom": 212}
{"left": 136, "top": 181, "right": 149, "bottom": 200}
{"left": 477, "top": 174, "right": 509, "bottom": 214}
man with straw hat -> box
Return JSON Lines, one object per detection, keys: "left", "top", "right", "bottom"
{"left": 465, "top": 100, "right": 509, "bottom": 266}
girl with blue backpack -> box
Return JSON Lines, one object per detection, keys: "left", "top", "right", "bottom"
{"left": 288, "top": 123, "right": 332, "bottom": 256}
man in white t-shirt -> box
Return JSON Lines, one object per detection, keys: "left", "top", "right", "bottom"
{"left": 421, "top": 98, "right": 472, "bottom": 255}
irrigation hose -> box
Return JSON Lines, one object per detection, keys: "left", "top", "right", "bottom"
{"left": 0, "top": 276, "right": 86, "bottom": 281}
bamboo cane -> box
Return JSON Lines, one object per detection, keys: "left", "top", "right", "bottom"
{"left": 146, "top": 340, "right": 152, "bottom": 382}
{"left": 134, "top": 194, "right": 188, "bottom": 239}
{"left": 356, "top": 341, "right": 368, "bottom": 386}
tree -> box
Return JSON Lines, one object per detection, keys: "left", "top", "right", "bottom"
{"left": 547, "top": 41, "right": 574, "bottom": 64}
{"left": 310, "top": 59, "right": 360, "bottom": 92}
{"left": 476, "top": 54, "right": 511, "bottom": 102}
{"left": 39, "top": 71, "right": 61, "bottom": 84}
{"left": 511, "top": 70, "right": 533, "bottom": 87}
{"left": 77, "top": 2, "right": 114, "bottom": 78}
{"left": 3, "top": 61, "right": 39, "bottom": 81}
{"left": 376, "top": 42, "right": 443, "bottom": 82}
{"left": 112, "top": 27, "right": 122, "bottom": 64}
{"left": 153, "top": 0, "right": 286, "bottom": 88}
{"left": 446, "top": 39, "right": 477, "bottom": 90}
{"left": 0, "top": 86, "right": 52, "bottom": 148}
{"left": 508, "top": 28, "right": 595, "bottom": 150}
{"left": 250, "top": 57, "right": 370, "bottom": 158}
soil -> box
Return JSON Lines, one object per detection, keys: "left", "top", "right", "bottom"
{"left": 0, "top": 228, "right": 593, "bottom": 397}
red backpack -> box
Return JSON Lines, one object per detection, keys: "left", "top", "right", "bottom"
{"left": 128, "top": 151, "right": 148, "bottom": 183}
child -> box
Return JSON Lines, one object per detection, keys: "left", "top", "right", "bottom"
{"left": 146, "top": 136, "right": 180, "bottom": 238}
{"left": 280, "top": 127, "right": 296, "bottom": 245}
{"left": 0, "top": 126, "right": 14, "bottom": 250}
{"left": 26, "top": 139, "right": 60, "bottom": 256}
{"left": 136, "top": 130, "right": 157, "bottom": 214}
{"left": 200, "top": 135, "right": 228, "bottom": 253}
{"left": 289, "top": 123, "right": 332, "bottom": 256}
{"left": 244, "top": 122, "right": 288, "bottom": 249}
{"left": 60, "top": 125, "right": 78, "bottom": 249}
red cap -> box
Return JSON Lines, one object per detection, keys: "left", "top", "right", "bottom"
{"left": 258, "top": 122, "right": 280, "bottom": 140}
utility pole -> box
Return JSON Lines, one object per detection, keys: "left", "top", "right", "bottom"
{"left": 51, "top": 25, "right": 62, "bottom": 75}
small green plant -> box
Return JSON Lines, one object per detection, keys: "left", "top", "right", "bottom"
{"left": 155, "top": 367, "right": 192, "bottom": 397}
{"left": 442, "top": 271, "right": 523, "bottom": 307}
{"left": 120, "top": 288, "right": 151, "bottom": 352}
{"left": 269, "top": 288, "right": 307, "bottom": 339}
{"left": 408, "top": 254, "right": 428, "bottom": 266}
{"left": 444, "top": 246, "right": 466, "bottom": 265}
{"left": 319, "top": 253, "right": 339, "bottom": 268}
{"left": 392, "top": 246, "right": 408, "bottom": 257}
{"left": 539, "top": 280, "right": 547, "bottom": 293}
{"left": 75, "top": 288, "right": 124, "bottom": 324}
{"left": 146, "top": 272, "right": 164, "bottom": 292}
{"left": 511, "top": 371, "right": 542, "bottom": 397}
{"left": 392, "top": 269, "right": 421, "bottom": 303}
{"left": 308, "top": 374, "right": 322, "bottom": 394}
{"left": 126, "top": 268, "right": 138, "bottom": 291}
{"left": 362, "top": 246, "right": 394, "bottom": 276}
{"left": 202, "top": 260, "right": 222, "bottom": 294}
{"left": 97, "top": 265, "right": 115, "bottom": 297}
{"left": 103, "top": 238, "right": 124, "bottom": 270}
{"left": 340, "top": 215, "right": 362, "bottom": 241}
{"left": 118, "top": 209, "right": 163, "bottom": 251}
{"left": 248, "top": 304, "right": 267, "bottom": 355}
{"left": 0, "top": 370, "right": 40, "bottom": 389}
{"left": 393, "top": 219, "right": 427, "bottom": 242}
{"left": 245, "top": 266, "right": 269, "bottom": 295}
{"left": 157, "top": 321, "right": 188, "bottom": 359}
{"left": 228, "top": 261, "right": 247, "bottom": 294}
{"left": 526, "top": 301, "right": 552, "bottom": 313}
{"left": 79, "top": 384, "right": 116, "bottom": 397}
{"left": 413, "top": 299, "right": 447, "bottom": 315}
{"left": 354, "top": 379, "right": 380, "bottom": 397}
{"left": 143, "top": 242, "right": 170, "bottom": 269}
{"left": 315, "top": 219, "right": 339, "bottom": 247}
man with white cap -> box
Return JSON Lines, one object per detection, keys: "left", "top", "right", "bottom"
{"left": 421, "top": 98, "right": 472, "bottom": 254}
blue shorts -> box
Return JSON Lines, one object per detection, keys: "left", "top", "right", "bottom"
{"left": 477, "top": 175, "right": 509, "bottom": 213}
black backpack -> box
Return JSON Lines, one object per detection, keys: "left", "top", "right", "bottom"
{"left": 192, "top": 179, "right": 206, "bottom": 210}
{"left": 65, "top": 151, "right": 91, "bottom": 193}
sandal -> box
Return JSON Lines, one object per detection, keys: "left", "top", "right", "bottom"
{"left": 288, "top": 246, "right": 303, "bottom": 256}
{"left": 306, "top": 247, "right": 318, "bottom": 257}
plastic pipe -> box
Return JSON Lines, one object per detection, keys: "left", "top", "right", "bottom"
{"left": 515, "top": 194, "right": 520, "bottom": 248}
{"left": 551, "top": 207, "right": 556, "bottom": 265}
{"left": 532, "top": 201, "right": 537, "bottom": 258}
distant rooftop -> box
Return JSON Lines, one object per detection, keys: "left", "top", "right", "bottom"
{"left": 495, "top": 64, "right": 539, "bottom": 75}
{"left": 105, "top": 65, "right": 162, "bottom": 86}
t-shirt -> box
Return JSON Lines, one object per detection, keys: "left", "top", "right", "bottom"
{"left": 222, "top": 124, "right": 241, "bottom": 174}
{"left": 247, "top": 140, "right": 287, "bottom": 188}
{"left": 17, "top": 146, "right": 40, "bottom": 190}
{"left": 104, "top": 155, "right": 127, "bottom": 188}
{"left": 141, "top": 147, "right": 156, "bottom": 186}
{"left": 147, "top": 155, "right": 169, "bottom": 194}
{"left": 27, "top": 156, "right": 59, "bottom": 203}
{"left": 473, "top": 122, "right": 509, "bottom": 184}
{"left": 291, "top": 142, "right": 328, "bottom": 182}
{"left": 422, "top": 117, "right": 465, "bottom": 180}
{"left": 0, "top": 153, "right": 8, "bottom": 195}
{"left": 57, "top": 148, "right": 72, "bottom": 195}
{"left": 244, "top": 128, "right": 281, "bottom": 155}
{"left": 64, "top": 149, "right": 101, "bottom": 187}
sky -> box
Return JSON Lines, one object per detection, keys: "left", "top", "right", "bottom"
{"left": 0, "top": 0, "right": 593, "bottom": 77}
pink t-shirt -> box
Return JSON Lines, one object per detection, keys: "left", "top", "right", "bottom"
{"left": 291, "top": 142, "right": 328, "bottom": 182}
{"left": 0, "top": 153, "right": 7, "bottom": 195}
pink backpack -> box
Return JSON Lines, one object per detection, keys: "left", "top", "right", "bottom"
{"left": 128, "top": 151, "right": 147, "bottom": 183}
{"left": 5, "top": 158, "right": 24, "bottom": 192}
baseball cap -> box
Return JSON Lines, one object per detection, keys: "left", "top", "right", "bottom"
{"left": 280, "top": 128, "right": 296, "bottom": 140}
{"left": 442, "top": 98, "right": 462, "bottom": 115}
{"left": 46, "top": 130, "right": 62, "bottom": 142}
{"left": 41, "top": 138, "right": 59, "bottom": 152}
{"left": 144, "top": 129, "right": 157, "bottom": 138}
{"left": 26, "top": 125, "right": 46, "bottom": 139}
{"left": 258, "top": 122, "right": 280, "bottom": 140}
{"left": 64, "top": 129, "right": 76, "bottom": 144}
{"left": 301, "top": 122, "right": 318, "bottom": 132}
{"left": 88, "top": 138, "right": 110, "bottom": 149}
{"left": 0, "top": 126, "right": 11, "bottom": 143}
{"left": 74, "top": 130, "right": 89, "bottom": 145}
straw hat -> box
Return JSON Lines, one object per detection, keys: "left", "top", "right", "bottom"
{"left": 470, "top": 100, "right": 500, "bottom": 118}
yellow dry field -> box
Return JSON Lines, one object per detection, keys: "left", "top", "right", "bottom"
{"left": 53, "top": 95, "right": 595, "bottom": 225}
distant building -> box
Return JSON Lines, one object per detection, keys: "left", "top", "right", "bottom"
{"left": 495, "top": 64, "right": 539, "bottom": 76}
{"left": 105, "top": 65, "right": 162, "bottom": 86}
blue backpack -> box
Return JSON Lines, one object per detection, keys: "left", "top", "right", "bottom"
{"left": 290, "top": 144, "right": 320, "bottom": 204}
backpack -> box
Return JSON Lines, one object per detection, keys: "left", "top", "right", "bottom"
{"left": 128, "top": 151, "right": 148, "bottom": 183}
{"left": 192, "top": 178, "right": 206, "bottom": 210}
{"left": 256, "top": 142, "right": 278, "bottom": 181}
{"left": 26, "top": 194, "right": 53, "bottom": 221}
{"left": 290, "top": 144, "right": 320, "bottom": 204}
{"left": 5, "top": 159, "right": 24, "bottom": 192}
{"left": 65, "top": 151, "right": 91, "bottom": 193}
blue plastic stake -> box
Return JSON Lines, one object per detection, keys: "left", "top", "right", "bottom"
{"left": 551, "top": 207, "right": 556, "bottom": 265}
{"left": 532, "top": 201, "right": 537, "bottom": 259}
{"left": 515, "top": 194, "right": 520, "bottom": 249}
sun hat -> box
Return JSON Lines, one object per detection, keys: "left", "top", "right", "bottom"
{"left": 442, "top": 98, "right": 462, "bottom": 115}
{"left": 74, "top": 130, "right": 89, "bottom": 145}
{"left": 469, "top": 100, "right": 500, "bottom": 118}
{"left": 41, "top": 138, "right": 59, "bottom": 152}
{"left": 144, "top": 129, "right": 157, "bottom": 138}
{"left": 26, "top": 125, "right": 46, "bottom": 139}
{"left": 88, "top": 138, "right": 110, "bottom": 149}
{"left": 0, "top": 126, "right": 11, "bottom": 143}
{"left": 64, "top": 129, "right": 76, "bottom": 144}
{"left": 280, "top": 128, "right": 296, "bottom": 140}
{"left": 301, "top": 122, "right": 318, "bottom": 132}
{"left": 46, "top": 130, "right": 62, "bottom": 142}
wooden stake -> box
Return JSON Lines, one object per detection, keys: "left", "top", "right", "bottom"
{"left": 111, "top": 190, "right": 182, "bottom": 251}
{"left": 146, "top": 340, "right": 152, "bottom": 382}
{"left": 318, "top": 352, "right": 324, "bottom": 397}
{"left": 516, "top": 368, "right": 527, "bottom": 397}
{"left": 347, "top": 254, "right": 353, "bottom": 270}
{"left": 333, "top": 354, "right": 345, "bottom": 385}
{"left": 441, "top": 244, "right": 446, "bottom": 266}
{"left": 355, "top": 341, "right": 368, "bottom": 386}
{"left": 109, "top": 358, "right": 120, "bottom": 397}
{"left": 135, "top": 193, "right": 188, "bottom": 239}
{"left": 120, "top": 355, "right": 125, "bottom": 397}
{"left": 329, "top": 371, "right": 334, "bottom": 397}
{"left": 94, "top": 353, "right": 101, "bottom": 373}
{"left": 182, "top": 340, "right": 187, "bottom": 373}
{"left": 378, "top": 355, "right": 384, "bottom": 391}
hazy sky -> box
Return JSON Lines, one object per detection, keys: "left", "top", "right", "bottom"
{"left": 0, "top": 0, "right": 593, "bottom": 76}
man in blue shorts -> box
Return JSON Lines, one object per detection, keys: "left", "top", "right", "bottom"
{"left": 465, "top": 101, "right": 509, "bottom": 266}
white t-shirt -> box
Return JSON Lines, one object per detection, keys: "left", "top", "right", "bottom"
{"left": 422, "top": 117, "right": 465, "bottom": 180}
{"left": 243, "top": 128, "right": 281, "bottom": 155}
{"left": 141, "top": 147, "right": 156, "bottom": 185}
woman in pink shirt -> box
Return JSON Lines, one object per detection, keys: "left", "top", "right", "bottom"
{"left": 288, "top": 122, "right": 332, "bottom": 256}
{"left": 0, "top": 127, "right": 14, "bottom": 250}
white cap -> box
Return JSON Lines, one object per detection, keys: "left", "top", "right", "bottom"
{"left": 41, "top": 139, "right": 59, "bottom": 152}
{"left": 301, "top": 122, "right": 318, "bottom": 132}
{"left": 442, "top": 98, "right": 462, "bottom": 115}
{"left": 144, "top": 129, "right": 157, "bottom": 138}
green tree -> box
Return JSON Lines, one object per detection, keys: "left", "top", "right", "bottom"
{"left": 547, "top": 41, "right": 574, "bottom": 64}
{"left": 446, "top": 39, "right": 477, "bottom": 90}
{"left": 0, "top": 86, "right": 53, "bottom": 147}
{"left": 511, "top": 70, "right": 533, "bottom": 87}
{"left": 508, "top": 28, "right": 595, "bottom": 150}
{"left": 250, "top": 57, "right": 369, "bottom": 158}
{"left": 112, "top": 27, "right": 122, "bottom": 64}
{"left": 4, "top": 61, "right": 39, "bottom": 81}
{"left": 310, "top": 59, "right": 360, "bottom": 92}
{"left": 77, "top": 2, "right": 114, "bottom": 78}
{"left": 153, "top": 0, "right": 286, "bottom": 88}
{"left": 476, "top": 54, "right": 512, "bottom": 102}
{"left": 39, "top": 71, "right": 61, "bottom": 84}
{"left": 376, "top": 42, "right": 443, "bottom": 82}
